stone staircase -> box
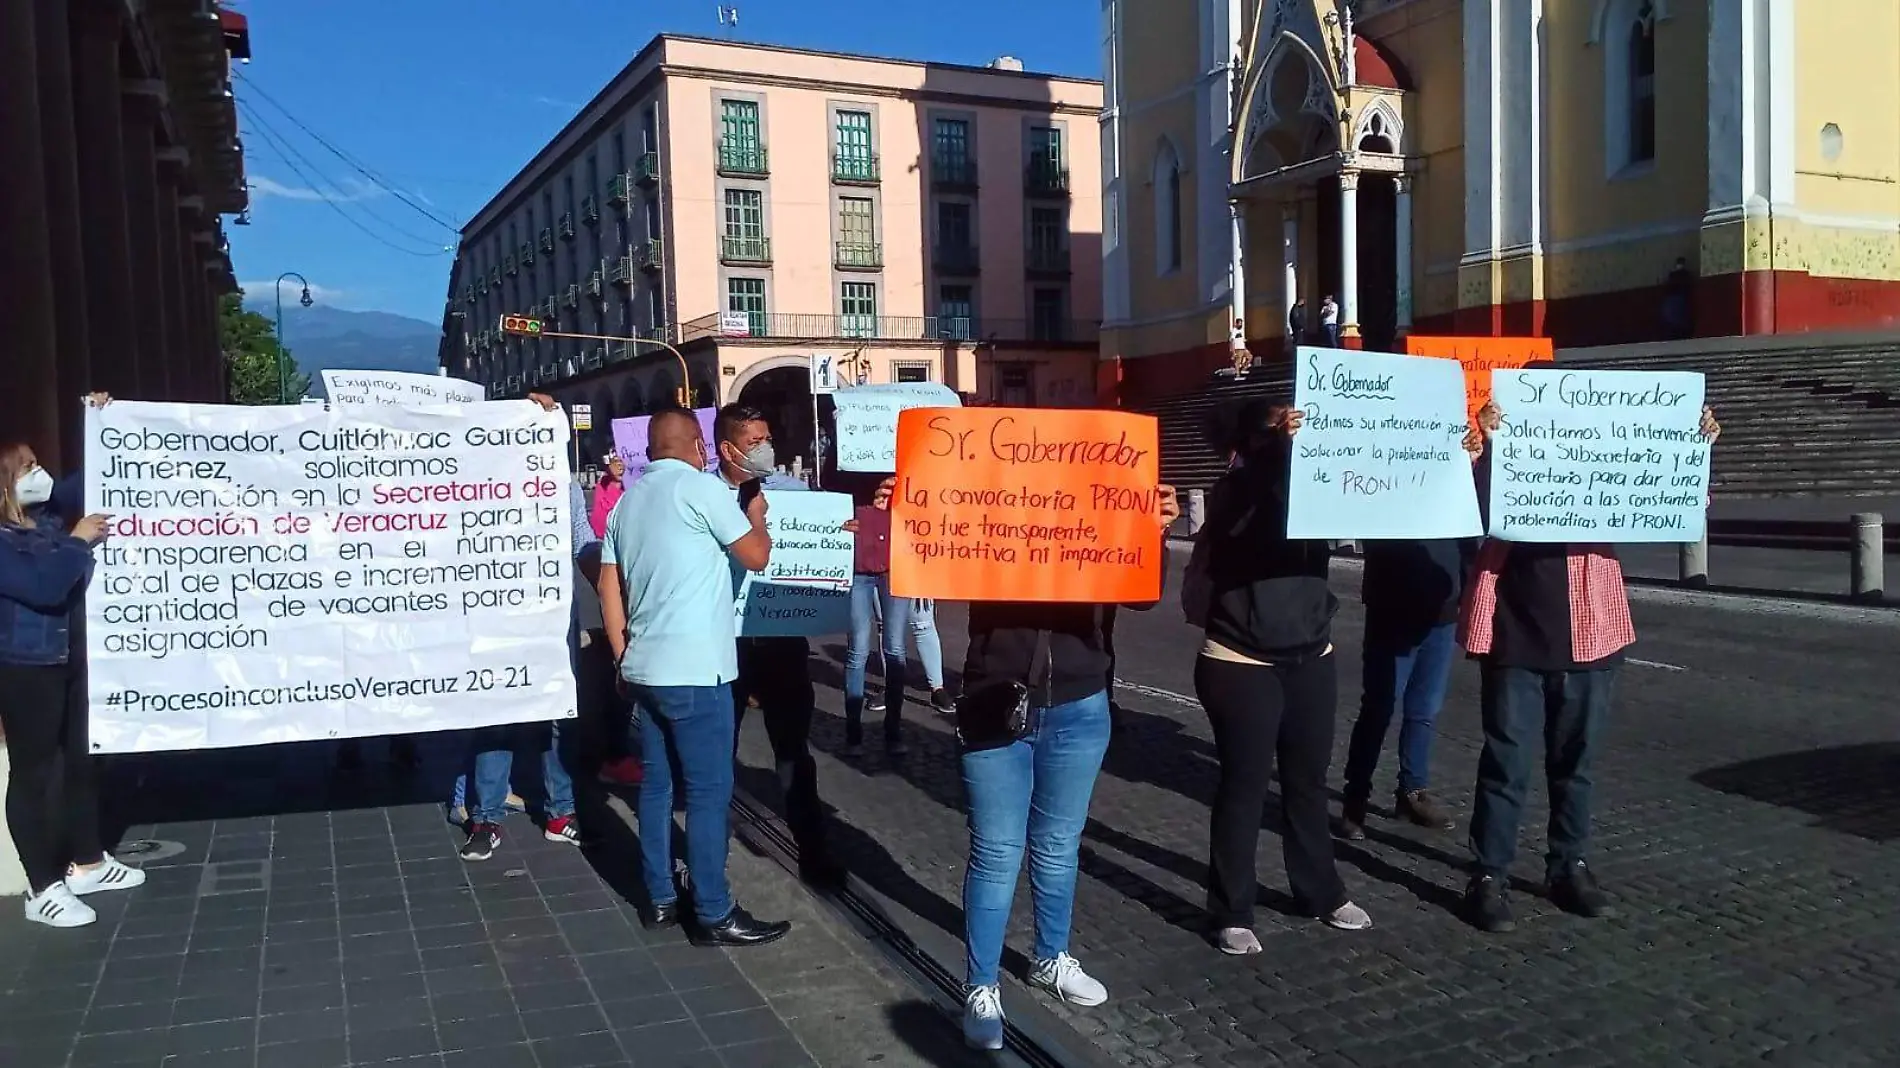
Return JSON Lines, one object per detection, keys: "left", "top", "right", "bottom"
{"left": 1132, "top": 332, "right": 1900, "bottom": 499}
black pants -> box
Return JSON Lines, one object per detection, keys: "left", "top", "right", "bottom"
{"left": 1469, "top": 663, "right": 1615, "bottom": 880}
{"left": 1195, "top": 653, "right": 1346, "bottom": 927}
{"left": 0, "top": 662, "right": 104, "bottom": 894}
{"left": 731, "top": 637, "right": 826, "bottom": 858}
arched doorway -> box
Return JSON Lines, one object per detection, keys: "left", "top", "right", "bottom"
{"left": 736, "top": 365, "right": 814, "bottom": 472}
{"left": 1314, "top": 176, "right": 1399, "bottom": 351}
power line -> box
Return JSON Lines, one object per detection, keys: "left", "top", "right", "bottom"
{"left": 238, "top": 103, "right": 451, "bottom": 252}
{"left": 233, "top": 69, "right": 464, "bottom": 235}
{"left": 237, "top": 104, "right": 448, "bottom": 258}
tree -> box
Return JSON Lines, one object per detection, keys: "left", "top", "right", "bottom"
{"left": 220, "top": 293, "right": 311, "bottom": 404}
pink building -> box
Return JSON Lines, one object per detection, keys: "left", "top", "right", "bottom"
{"left": 441, "top": 35, "right": 1104, "bottom": 467}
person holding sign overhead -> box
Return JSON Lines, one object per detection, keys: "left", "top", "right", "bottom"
{"left": 1189, "top": 398, "right": 1373, "bottom": 957}
{"left": 597, "top": 409, "right": 791, "bottom": 948}
{"left": 1457, "top": 401, "right": 1720, "bottom": 934}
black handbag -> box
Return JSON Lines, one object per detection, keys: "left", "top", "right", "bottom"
{"left": 954, "top": 631, "right": 1051, "bottom": 752}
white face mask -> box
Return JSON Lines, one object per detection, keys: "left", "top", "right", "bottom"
{"left": 734, "top": 441, "right": 776, "bottom": 478}
{"left": 14, "top": 466, "right": 53, "bottom": 507}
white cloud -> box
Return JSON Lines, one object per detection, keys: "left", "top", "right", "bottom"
{"left": 248, "top": 175, "right": 383, "bottom": 202}
{"left": 237, "top": 280, "right": 348, "bottom": 303}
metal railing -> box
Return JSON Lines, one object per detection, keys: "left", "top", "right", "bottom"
{"left": 1025, "top": 244, "right": 1070, "bottom": 275}
{"left": 832, "top": 152, "right": 880, "bottom": 184}
{"left": 1025, "top": 161, "right": 1069, "bottom": 196}
{"left": 636, "top": 151, "right": 660, "bottom": 184}
{"left": 932, "top": 157, "right": 977, "bottom": 189}
{"left": 720, "top": 235, "right": 772, "bottom": 264}
{"left": 835, "top": 242, "right": 883, "bottom": 269}
{"left": 718, "top": 140, "right": 769, "bottom": 175}
{"left": 678, "top": 312, "right": 1099, "bottom": 345}
{"left": 933, "top": 243, "right": 980, "bottom": 275}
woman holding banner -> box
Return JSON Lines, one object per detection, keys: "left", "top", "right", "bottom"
{"left": 1191, "top": 398, "right": 1372, "bottom": 957}
{"left": 950, "top": 483, "right": 1181, "bottom": 1050}
{"left": 1, "top": 430, "right": 147, "bottom": 928}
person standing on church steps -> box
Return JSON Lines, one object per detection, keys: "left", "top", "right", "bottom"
{"left": 1320, "top": 295, "right": 1340, "bottom": 347}
{"left": 598, "top": 408, "right": 791, "bottom": 948}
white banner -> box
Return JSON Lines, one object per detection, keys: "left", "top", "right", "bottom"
{"left": 322, "top": 369, "right": 485, "bottom": 408}
{"left": 83, "top": 400, "right": 577, "bottom": 753}
{"left": 833, "top": 382, "right": 960, "bottom": 472}
{"left": 736, "top": 491, "right": 853, "bottom": 637}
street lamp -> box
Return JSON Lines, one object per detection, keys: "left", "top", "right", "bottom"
{"left": 274, "top": 272, "right": 314, "bottom": 403}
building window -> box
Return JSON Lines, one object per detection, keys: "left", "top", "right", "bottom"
{"left": 1031, "top": 288, "right": 1065, "bottom": 341}
{"left": 893, "top": 363, "right": 930, "bottom": 383}
{"left": 646, "top": 287, "right": 665, "bottom": 333}
{"left": 840, "top": 281, "right": 877, "bottom": 337}
{"left": 1627, "top": 3, "right": 1657, "bottom": 165}
{"left": 644, "top": 197, "right": 661, "bottom": 241}
{"left": 1029, "top": 206, "right": 1066, "bottom": 272}
{"left": 1028, "top": 126, "right": 1066, "bottom": 193}
{"left": 722, "top": 189, "right": 768, "bottom": 262}
{"left": 834, "top": 110, "right": 877, "bottom": 182}
{"left": 1153, "top": 141, "right": 1182, "bottom": 274}
{"left": 728, "top": 277, "right": 767, "bottom": 336}
{"left": 719, "top": 99, "right": 767, "bottom": 173}
{"left": 933, "top": 118, "right": 974, "bottom": 185}
{"left": 837, "top": 197, "right": 879, "bottom": 268}
{"left": 1605, "top": 0, "right": 1658, "bottom": 174}
{"left": 938, "top": 284, "right": 974, "bottom": 340}
{"left": 938, "top": 201, "right": 973, "bottom": 248}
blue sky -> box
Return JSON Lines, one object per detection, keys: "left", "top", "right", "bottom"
{"left": 230, "top": 0, "right": 1100, "bottom": 323}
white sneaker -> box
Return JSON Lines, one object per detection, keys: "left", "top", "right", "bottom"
{"left": 66, "top": 855, "right": 146, "bottom": 896}
{"left": 25, "top": 882, "right": 97, "bottom": 928}
{"left": 962, "top": 984, "right": 1005, "bottom": 1050}
{"left": 1325, "top": 901, "right": 1373, "bottom": 931}
{"left": 1028, "top": 952, "right": 1108, "bottom": 1007}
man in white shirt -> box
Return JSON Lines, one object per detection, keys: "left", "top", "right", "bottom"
{"left": 598, "top": 409, "right": 791, "bottom": 947}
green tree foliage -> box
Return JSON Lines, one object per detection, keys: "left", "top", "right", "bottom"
{"left": 220, "top": 293, "right": 310, "bottom": 404}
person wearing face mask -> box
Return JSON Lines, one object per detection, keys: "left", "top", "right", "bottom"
{"left": 708, "top": 404, "right": 846, "bottom": 888}
{"left": 1, "top": 432, "right": 147, "bottom": 929}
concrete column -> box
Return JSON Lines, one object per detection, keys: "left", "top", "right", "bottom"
{"left": 122, "top": 82, "right": 171, "bottom": 401}
{"left": 36, "top": 0, "right": 90, "bottom": 468}
{"left": 1338, "top": 170, "right": 1361, "bottom": 342}
{"left": 0, "top": 0, "right": 62, "bottom": 461}
{"left": 70, "top": 1, "right": 139, "bottom": 398}
{"left": 1227, "top": 199, "right": 1246, "bottom": 340}
{"left": 1394, "top": 174, "right": 1415, "bottom": 336}
{"left": 1281, "top": 203, "right": 1298, "bottom": 341}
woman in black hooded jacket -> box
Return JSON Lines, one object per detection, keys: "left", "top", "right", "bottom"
{"left": 1193, "top": 399, "right": 1370, "bottom": 955}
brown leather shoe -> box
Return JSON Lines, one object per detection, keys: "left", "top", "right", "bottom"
{"left": 1333, "top": 797, "right": 1368, "bottom": 841}
{"left": 1396, "top": 789, "right": 1456, "bottom": 831}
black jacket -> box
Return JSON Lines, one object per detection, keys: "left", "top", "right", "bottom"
{"left": 1361, "top": 538, "right": 1477, "bottom": 646}
{"left": 962, "top": 602, "right": 1120, "bottom": 709}
{"left": 1201, "top": 435, "right": 1337, "bottom": 662}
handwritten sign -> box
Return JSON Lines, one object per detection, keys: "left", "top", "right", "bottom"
{"left": 1289, "top": 347, "right": 1482, "bottom": 540}
{"left": 321, "top": 370, "right": 485, "bottom": 408}
{"left": 735, "top": 491, "right": 853, "bottom": 637}
{"left": 1488, "top": 369, "right": 1709, "bottom": 543}
{"left": 1404, "top": 335, "right": 1552, "bottom": 428}
{"left": 609, "top": 408, "right": 716, "bottom": 482}
{"left": 889, "top": 407, "right": 1162, "bottom": 603}
{"left": 834, "top": 382, "right": 961, "bottom": 472}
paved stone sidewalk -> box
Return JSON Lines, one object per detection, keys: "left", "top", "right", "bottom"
{"left": 757, "top": 569, "right": 1900, "bottom": 1067}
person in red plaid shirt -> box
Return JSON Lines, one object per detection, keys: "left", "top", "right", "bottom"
{"left": 1457, "top": 401, "right": 1720, "bottom": 933}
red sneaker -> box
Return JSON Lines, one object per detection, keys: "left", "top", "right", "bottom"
{"left": 598, "top": 756, "right": 644, "bottom": 786}
{"left": 543, "top": 816, "right": 582, "bottom": 846}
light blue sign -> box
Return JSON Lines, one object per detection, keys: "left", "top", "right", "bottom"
{"left": 1487, "top": 368, "right": 1709, "bottom": 543}
{"left": 736, "top": 491, "right": 854, "bottom": 636}
{"left": 1288, "top": 346, "right": 1482, "bottom": 540}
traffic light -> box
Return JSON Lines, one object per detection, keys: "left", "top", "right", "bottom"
{"left": 499, "top": 314, "right": 543, "bottom": 336}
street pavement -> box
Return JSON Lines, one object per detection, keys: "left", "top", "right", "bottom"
{"left": 740, "top": 557, "right": 1900, "bottom": 1067}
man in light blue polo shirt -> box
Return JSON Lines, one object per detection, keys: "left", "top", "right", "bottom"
{"left": 598, "top": 408, "right": 791, "bottom": 948}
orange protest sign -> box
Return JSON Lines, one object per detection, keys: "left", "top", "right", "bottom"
{"left": 889, "top": 407, "right": 1163, "bottom": 604}
{"left": 1404, "top": 335, "right": 1553, "bottom": 426}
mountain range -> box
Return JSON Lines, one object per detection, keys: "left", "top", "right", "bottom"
{"left": 244, "top": 301, "right": 441, "bottom": 397}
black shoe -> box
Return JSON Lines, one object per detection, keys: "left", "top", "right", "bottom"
{"left": 930, "top": 688, "right": 956, "bottom": 715}
{"left": 459, "top": 823, "right": 501, "bottom": 863}
{"left": 641, "top": 901, "right": 682, "bottom": 930}
{"left": 691, "top": 904, "right": 791, "bottom": 948}
{"left": 1334, "top": 797, "right": 1368, "bottom": 841}
{"left": 1547, "top": 861, "right": 1617, "bottom": 919}
{"left": 1461, "top": 874, "right": 1516, "bottom": 933}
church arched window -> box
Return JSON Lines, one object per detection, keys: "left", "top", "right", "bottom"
{"left": 1153, "top": 141, "right": 1182, "bottom": 275}
{"left": 1627, "top": 1, "right": 1657, "bottom": 165}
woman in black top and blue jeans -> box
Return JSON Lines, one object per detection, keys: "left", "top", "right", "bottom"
{"left": 1193, "top": 400, "right": 1370, "bottom": 955}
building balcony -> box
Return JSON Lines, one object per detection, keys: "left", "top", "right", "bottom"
{"left": 563, "top": 284, "right": 580, "bottom": 308}
{"left": 519, "top": 242, "right": 535, "bottom": 266}
{"left": 584, "top": 270, "right": 603, "bottom": 297}
{"left": 558, "top": 213, "right": 576, "bottom": 238}
{"left": 504, "top": 254, "right": 517, "bottom": 276}
{"left": 933, "top": 242, "right": 981, "bottom": 276}
{"left": 1025, "top": 244, "right": 1071, "bottom": 277}
{"left": 539, "top": 228, "right": 555, "bottom": 253}
{"left": 1025, "top": 162, "right": 1070, "bottom": 197}
{"left": 581, "top": 196, "right": 600, "bottom": 224}
{"left": 718, "top": 140, "right": 769, "bottom": 176}
{"left": 835, "top": 243, "right": 883, "bottom": 270}
{"left": 607, "top": 173, "right": 633, "bottom": 205}
{"left": 609, "top": 257, "right": 635, "bottom": 286}
{"left": 636, "top": 238, "right": 664, "bottom": 271}
{"left": 582, "top": 344, "right": 606, "bottom": 370}
{"left": 679, "top": 313, "right": 1099, "bottom": 346}
{"left": 832, "top": 152, "right": 880, "bottom": 185}
{"left": 720, "top": 235, "right": 772, "bottom": 265}
{"left": 636, "top": 151, "right": 660, "bottom": 185}
{"left": 932, "top": 156, "right": 978, "bottom": 190}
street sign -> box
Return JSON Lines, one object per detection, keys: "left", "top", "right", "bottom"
{"left": 499, "top": 314, "right": 543, "bottom": 336}
{"left": 811, "top": 352, "right": 837, "bottom": 394}
{"left": 571, "top": 403, "right": 592, "bottom": 431}
{"left": 719, "top": 312, "right": 752, "bottom": 337}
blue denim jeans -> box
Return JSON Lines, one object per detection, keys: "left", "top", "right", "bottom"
{"left": 632, "top": 684, "right": 735, "bottom": 925}
{"left": 1468, "top": 664, "right": 1616, "bottom": 881}
{"left": 453, "top": 722, "right": 576, "bottom": 823}
{"left": 846, "top": 573, "right": 909, "bottom": 735}
{"left": 1343, "top": 622, "right": 1458, "bottom": 799}
{"left": 960, "top": 689, "right": 1112, "bottom": 988}
{"left": 907, "top": 599, "right": 946, "bottom": 690}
